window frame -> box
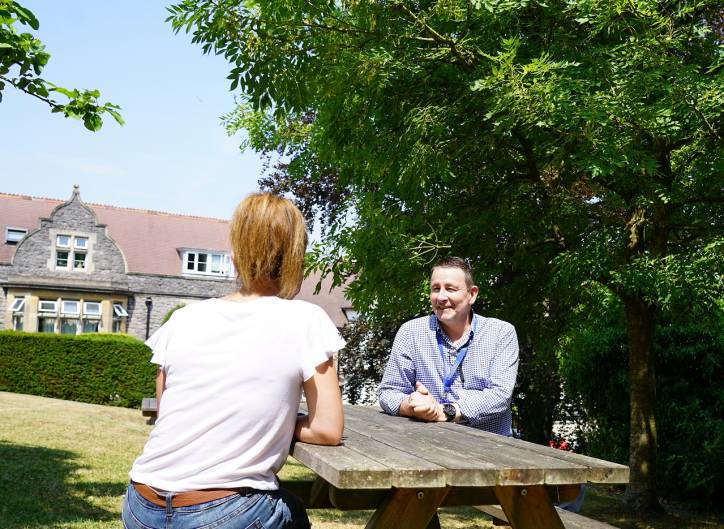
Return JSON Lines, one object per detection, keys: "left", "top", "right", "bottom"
{"left": 113, "top": 304, "right": 129, "bottom": 317}
{"left": 73, "top": 252, "right": 87, "bottom": 270}
{"left": 5, "top": 227, "right": 27, "bottom": 244}
{"left": 83, "top": 301, "right": 102, "bottom": 317}
{"left": 56, "top": 250, "right": 70, "bottom": 268}
{"left": 56, "top": 234, "right": 71, "bottom": 248}
{"left": 38, "top": 300, "right": 58, "bottom": 314}
{"left": 82, "top": 319, "right": 101, "bottom": 333}
{"left": 61, "top": 300, "right": 81, "bottom": 317}
{"left": 9, "top": 297, "right": 25, "bottom": 312}
{"left": 38, "top": 317, "right": 56, "bottom": 333}
{"left": 182, "top": 250, "right": 231, "bottom": 277}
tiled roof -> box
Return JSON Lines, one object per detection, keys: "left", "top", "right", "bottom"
{"left": 0, "top": 191, "right": 229, "bottom": 275}
{"left": 0, "top": 191, "right": 352, "bottom": 326}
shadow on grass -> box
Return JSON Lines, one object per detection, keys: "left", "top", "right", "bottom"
{"left": 0, "top": 441, "right": 120, "bottom": 529}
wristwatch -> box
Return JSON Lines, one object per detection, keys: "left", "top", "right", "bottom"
{"left": 442, "top": 403, "right": 456, "bottom": 422}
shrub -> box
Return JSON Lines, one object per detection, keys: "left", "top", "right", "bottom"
{"left": 0, "top": 331, "right": 155, "bottom": 408}
{"left": 162, "top": 303, "right": 186, "bottom": 325}
{"left": 560, "top": 318, "right": 724, "bottom": 502}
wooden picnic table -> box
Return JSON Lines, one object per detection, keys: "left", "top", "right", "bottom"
{"left": 141, "top": 400, "right": 628, "bottom": 528}
{"left": 287, "top": 404, "right": 629, "bottom": 529}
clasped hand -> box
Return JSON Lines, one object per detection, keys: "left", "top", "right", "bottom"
{"left": 404, "top": 381, "right": 445, "bottom": 422}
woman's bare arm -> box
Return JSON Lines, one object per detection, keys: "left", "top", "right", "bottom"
{"left": 155, "top": 367, "right": 165, "bottom": 415}
{"left": 295, "top": 359, "right": 344, "bottom": 445}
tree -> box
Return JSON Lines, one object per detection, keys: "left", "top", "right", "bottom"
{"left": 0, "top": 0, "right": 123, "bottom": 130}
{"left": 169, "top": 0, "right": 723, "bottom": 510}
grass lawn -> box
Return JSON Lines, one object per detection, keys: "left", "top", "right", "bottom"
{"left": 0, "top": 392, "right": 720, "bottom": 529}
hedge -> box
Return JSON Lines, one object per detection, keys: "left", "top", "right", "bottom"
{"left": 0, "top": 331, "right": 155, "bottom": 408}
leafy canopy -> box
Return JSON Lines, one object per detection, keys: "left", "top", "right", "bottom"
{"left": 0, "top": 0, "right": 123, "bottom": 130}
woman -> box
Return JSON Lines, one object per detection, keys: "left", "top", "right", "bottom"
{"left": 122, "top": 193, "right": 345, "bottom": 529}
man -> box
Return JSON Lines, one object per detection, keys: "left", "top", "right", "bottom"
{"left": 377, "top": 256, "right": 519, "bottom": 436}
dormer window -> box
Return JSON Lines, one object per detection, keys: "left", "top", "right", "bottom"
{"left": 54, "top": 234, "right": 89, "bottom": 271}
{"left": 6, "top": 227, "right": 27, "bottom": 245}
{"left": 182, "top": 250, "right": 231, "bottom": 277}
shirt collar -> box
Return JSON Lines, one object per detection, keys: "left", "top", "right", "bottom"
{"left": 433, "top": 310, "right": 477, "bottom": 342}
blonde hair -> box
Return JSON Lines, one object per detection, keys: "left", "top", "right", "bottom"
{"left": 229, "top": 193, "right": 307, "bottom": 299}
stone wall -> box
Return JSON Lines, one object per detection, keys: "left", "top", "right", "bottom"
{"left": 9, "top": 192, "right": 127, "bottom": 286}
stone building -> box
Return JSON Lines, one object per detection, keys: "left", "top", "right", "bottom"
{"left": 1, "top": 187, "right": 353, "bottom": 339}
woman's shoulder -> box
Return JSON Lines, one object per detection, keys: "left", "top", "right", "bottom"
{"left": 273, "top": 298, "right": 328, "bottom": 318}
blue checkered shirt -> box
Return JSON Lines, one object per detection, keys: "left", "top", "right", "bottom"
{"left": 377, "top": 314, "right": 519, "bottom": 436}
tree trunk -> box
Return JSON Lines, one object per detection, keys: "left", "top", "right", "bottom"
{"left": 622, "top": 296, "right": 662, "bottom": 512}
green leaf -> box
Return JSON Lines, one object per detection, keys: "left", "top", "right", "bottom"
{"left": 11, "top": 2, "right": 39, "bottom": 30}
{"left": 83, "top": 113, "right": 103, "bottom": 131}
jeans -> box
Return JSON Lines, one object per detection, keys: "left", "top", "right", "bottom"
{"left": 122, "top": 483, "right": 310, "bottom": 529}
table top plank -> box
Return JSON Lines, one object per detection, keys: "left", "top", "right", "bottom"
{"left": 341, "top": 428, "right": 448, "bottom": 488}
{"left": 344, "top": 407, "right": 503, "bottom": 487}
{"left": 347, "top": 406, "right": 547, "bottom": 487}
{"left": 291, "top": 440, "right": 393, "bottom": 489}
{"left": 429, "top": 423, "right": 590, "bottom": 485}
{"left": 348, "top": 406, "right": 628, "bottom": 485}
{"left": 431, "top": 421, "right": 629, "bottom": 484}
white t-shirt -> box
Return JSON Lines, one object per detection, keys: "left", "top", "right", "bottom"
{"left": 129, "top": 297, "right": 346, "bottom": 492}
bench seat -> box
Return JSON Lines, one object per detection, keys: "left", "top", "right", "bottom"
{"left": 475, "top": 504, "right": 618, "bottom": 529}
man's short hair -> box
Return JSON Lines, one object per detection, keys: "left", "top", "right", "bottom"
{"left": 431, "top": 256, "right": 475, "bottom": 289}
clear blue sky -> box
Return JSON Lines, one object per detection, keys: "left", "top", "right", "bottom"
{"left": 1, "top": 0, "right": 265, "bottom": 219}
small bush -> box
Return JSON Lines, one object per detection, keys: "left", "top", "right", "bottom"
{"left": 162, "top": 303, "right": 186, "bottom": 324}
{"left": 560, "top": 319, "right": 724, "bottom": 502}
{"left": 0, "top": 331, "right": 155, "bottom": 408}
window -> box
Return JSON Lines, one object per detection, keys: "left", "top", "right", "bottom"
{"left": 112, "top": 303, "right": 128, "bottom": 333}
{"left": 61, "top": 300, "right": 80, "bottom": 316}
{"left": 83, "top": 302, "right": 101, "bottom": 316}
{"left": 35, "top": 298, "right": 121, "bottom": 335}
{"left": 82, "top": 319, "right": 100, "bottom": 333}
{"left": 39, "top": 300, "right": 58, "bottom": 314}
{"left": 183, "top": 251, "right": 231, "bottom": 277}
{"left": 38, "top": 318, "right": 56, "bottom": 333}
{"left": 6, "top": 227, "right": 27, "bottom": 244}
{"left": 343, "top": 308, "right": 359, "bottom": 322}
{"left": 60, "top": 319, "right": 78, "bottom": 335}
{"left": 56, "top": 251, "right": 70, "bottom": 268}
{"left": 54, "top": 234, "right": 90, "bottom": 271}
{"left": 10, "top": 297, "right": 25, "bottom": 312}
{"left": 56, "top": 235, "right": 71, "bottom": 248}
{"left": 12, "top": 315, "right": 23, "bottom": 331}
{"left": 73, "top": 252, "right": 87, "bottom": 269}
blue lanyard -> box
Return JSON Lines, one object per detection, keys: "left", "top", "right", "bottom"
{"left": 436, "top": 316, "right": 477, "bottom": 398}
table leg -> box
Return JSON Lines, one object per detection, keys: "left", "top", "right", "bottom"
{"left": 364, "top": 487, "right": 449, "bottom": 529}
{"left": 495, "top": 485, "right": 565, "bottom": 529}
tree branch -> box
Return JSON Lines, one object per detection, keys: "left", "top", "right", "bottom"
{"left": 0, "top": 74, "right": 61, "bottom": 110}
